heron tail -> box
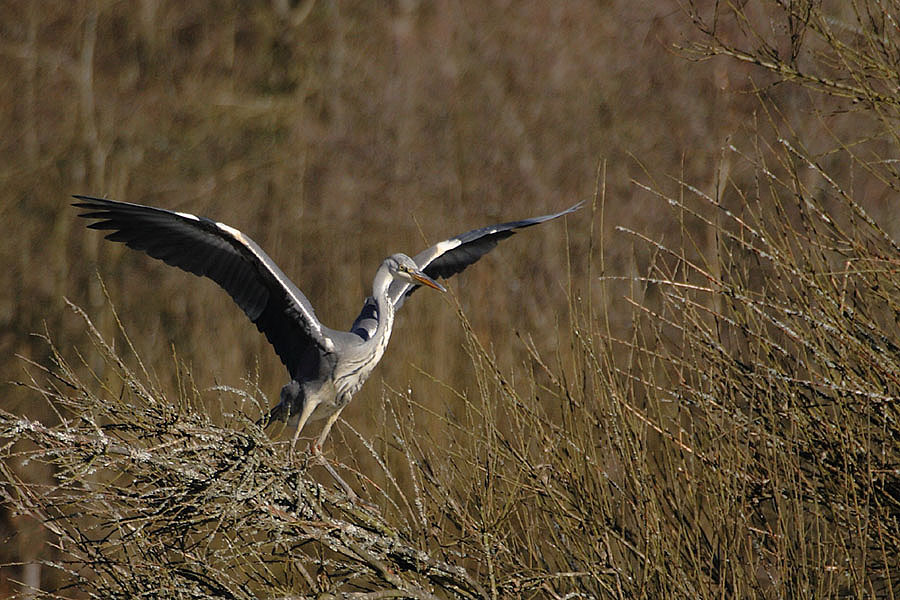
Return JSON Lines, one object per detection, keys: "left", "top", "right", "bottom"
{"left": 257, "top": 380, "right": 302, "bottom": 428}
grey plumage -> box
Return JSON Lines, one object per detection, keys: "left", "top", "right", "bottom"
{"left": 74, "top": 196, "right": 580, "bottom": 450}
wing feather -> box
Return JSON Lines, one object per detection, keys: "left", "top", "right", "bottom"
{"left": 386, "top": 202, "right": 582, "bottom": 307}
{"left": 74, "top": 195, "right": 331, "bottom": 379}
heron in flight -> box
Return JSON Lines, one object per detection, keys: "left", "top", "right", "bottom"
{"left": 74, "top": 196, "right": 580, "bottom": 451}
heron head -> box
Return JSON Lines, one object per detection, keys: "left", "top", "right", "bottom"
{"left": 387, "top": 253, "right": 446, "bottom": 292}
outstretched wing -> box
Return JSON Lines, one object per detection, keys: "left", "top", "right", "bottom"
{"left": 73, "top": 195, "right": 333, "bottom": 379}
{"left": 350, "top": 202, "right": 581, "bottom": 340}
{"left": 391, "top": 201, "right": 582, "bottom": 306}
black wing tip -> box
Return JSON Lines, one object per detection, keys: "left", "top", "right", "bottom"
{"left": 540, "top": 200, "right": 583, "bottom": 220}
{"left": 72, "top": 195, "right": 96, "bottom": 207}
{"left": 72, "top": 196, "right": 200, "bottom": 225}
{"left": 502, "top": 200, "right": 584, "bottom": 233}
{"left": 72, "top": 195, "right": 122, "bottom": 213}
{"left": 72, "top": 195, "right": 155, "bottom": 211}
{"left": 564, "top": 200, "right": 585, "bottom": 214}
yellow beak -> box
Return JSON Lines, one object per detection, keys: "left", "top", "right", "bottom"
{"left": 413, "top": 270, "right": 447, "bottom": 292}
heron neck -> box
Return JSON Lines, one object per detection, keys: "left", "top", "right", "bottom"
{"left": 369, "top": 265, "right": 396, "bottom": 349}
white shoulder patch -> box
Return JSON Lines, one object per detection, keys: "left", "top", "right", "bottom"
{"left": 175, "top": 211, "right": 200, "bottom": 222}
{"left": 432, "top": 238, "right": 462, "bottom": 256}
{"left": 215, "top": 221, "right": 247, "bottom": 244}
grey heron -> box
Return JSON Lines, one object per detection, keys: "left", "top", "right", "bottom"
{"left": 73, "top": 196, "right": 580, "bottom": 451}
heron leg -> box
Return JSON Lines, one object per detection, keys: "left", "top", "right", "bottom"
{"left": 312, "top": 406, "right": 346, "bottom": 455}
{"left": 314, "top": 453, "right": 360, "bottom": 502}
{"left": 310, "top": 411, "right": 377, "bottom": 508}
{"left": 289, "top": 398, "right": 319, "bottom": 453}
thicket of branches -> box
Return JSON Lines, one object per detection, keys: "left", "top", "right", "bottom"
{"left": 3, "top": 0, "right": 900, "bottom": 597}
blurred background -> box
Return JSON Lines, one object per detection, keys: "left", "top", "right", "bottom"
{"left": 2, "top": 0, "right": 898, "bottom": 595}
{"left": 2, "top": 0, "right": 739, "bottom": 426}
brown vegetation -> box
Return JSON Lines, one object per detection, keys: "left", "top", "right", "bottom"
{"left": 1, "top": 0, "right": 899, "bottom": 597}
